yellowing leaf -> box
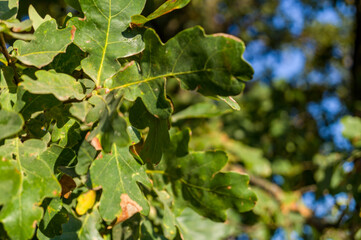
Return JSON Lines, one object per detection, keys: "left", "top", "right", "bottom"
{"left": 76, "top": 190, "right": 96, "bottom": 215}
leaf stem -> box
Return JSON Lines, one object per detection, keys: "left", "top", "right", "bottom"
{"left": 145, "top": 169, "right": 166, "bottom": 175}
{"left": 0, "top": 33, "right": 20, "bottom": 84}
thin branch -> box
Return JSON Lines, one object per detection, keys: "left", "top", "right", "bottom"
{"left": 0, "top": 33, "right": 20, "bottom": 84}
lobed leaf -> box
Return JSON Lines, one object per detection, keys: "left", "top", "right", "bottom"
{"left": 0, "top": 139, "right": 61, "bottom": 239}
{"left": 90, "top": 144, "right": 151, "bottom": 222}
{"left": 28, "top": 5, "right": 51, "bottom": 31}
{"left": 159, "top": 129, "right": 257, "bottom": 222}
{"left": 70, "top": 0, "right": 146, "bottom": 86}
{"left": 86, "top": 91, "right": 130, "bottom": 152}
{"left": 106, "top": 26, "right": 253, "bottom": 118}
{"left": 13, "top": 19, "right": 74, "bottom": 68}
{"left": 21, "top": 70, "right": 85, "bottom": 101}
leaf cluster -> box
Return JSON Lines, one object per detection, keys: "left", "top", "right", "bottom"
{"left": 0, "top": 0, "right": 256, "bottom": 239}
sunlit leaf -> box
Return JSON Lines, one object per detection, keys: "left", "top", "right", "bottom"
{"left": 106, "top": 27, "right": 253, "bottom": 118}
{"left": 0, "top": 139, "right": 61, "bottom": 239}
{"left": 90, "top": 144, "right": 151, "bottom": 222}
{"left": 21, "top": 70, "right": 85, "bottom": 101}
{"left": 70, "top": 0, "right": 146, "bottom": 86}
{"left": 14, "top": 19, "right": 74, "bottom": 68}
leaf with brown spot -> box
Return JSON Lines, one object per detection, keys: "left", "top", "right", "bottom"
{"left": 90, "top": 144, "right": 151, "bottom": 222}
{"left": 115, "top": 194, "right": 143, "bottom": 223}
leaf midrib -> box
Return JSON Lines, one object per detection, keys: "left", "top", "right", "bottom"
{"left": 110, "top": 68, "right": 223, "bottom": 91}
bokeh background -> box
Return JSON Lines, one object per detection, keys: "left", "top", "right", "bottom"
{"left": 16, "top": 0, "right": 361, "bottom": 239}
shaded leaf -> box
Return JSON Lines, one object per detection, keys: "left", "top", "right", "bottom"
{"left": 0, "top": 0, "right": 18, "bottom": 20}
{"left": 77, "top": 209, "right": 103, "bottom": 240}
{"left": 46, "top": 44, "right": 86, "bottom": 75}
{"left": 14, "top": 19, "right": 74, "bottom": 67}
{"left": 129, "top": 98, "right": 170, "bottom": 164}
{"left": 86, "top": 91, "right": 130, "bottom": 152}
{"left": 106, "top": 27, "right": 253, "bottom": 118}
{"left": 161, "top": 129, "right": 257, "bottom": 222}
{"left": 51, "top": 118, "right": 82, "bottom": 148}
{"left": 70, "top": 101, "right": 93, "bottom": 122}
{"left": 21, "top": 70, "right": 85, "bottom": 101}
{"left": 90, "top": 144, "right": 151, "bottom": 222}
{"left": 172, "top": 101, "right": 232, "bottom": 122}
{"left": 75, "top": 139, "right": 97, "bottom": 175}
{"left": 0, "top": 109, "right": 24, "bottom": 140}
{"left": 70, "top": 0, "right": 146, "bottom": 85}
{"left": 38, "top": 198, "right": 68, "bottom": 238}
{"left": 140, "top": 220, "right": 167, "bottom": 240}
{"left": 17, "top": 89, "right": 62, "bottom": 121}
{"left": 38, "top": 144, "right": 76, "bottom": 173}
{"left": 176, "top": 208, "right": 236, "bottom": 240}
{"left": 131, "top": 0, "right": 191, "bottom": 27}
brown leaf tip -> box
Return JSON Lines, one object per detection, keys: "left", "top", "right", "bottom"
{"left": 212, "top": 33, "right": 243, "bottom": 43}
{"left": 116, "top": 194, "right": 143, "bottom": 223}
{"left": 71, "top": 25, "right": 76, "bottom": 41}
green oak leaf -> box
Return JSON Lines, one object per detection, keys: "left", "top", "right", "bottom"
{"left": 140, "top": 220, "right": 167, "bottom": 240}
{"left": 90, "top": 144, "right": 151, "bottom": 222}
{"left": 52, "top": 119, "right": 82, "bottom": 148}
{"left": 154, "top": 190, "right": 177, "bottom": 239}
{"left": 77, "top": 209, "right": 103, "bottom": 240}
{"left": 28, "top": 5, "right": 51, "bottom": 31}
{"left": 46, "top": 44, "right": 86, "bottom": 75}
{"left": 176, "top": 208, "right": 236, "bottom": 240}
{"left": 75, "top": 139, "right": 97, "bottom": 175}
{"left": 0, "top": 67, "right": 17, "bottom": 111}
{"left": 70, "top": 0, "right": 146, "bottom": 86}
{"left": 86, "top": 91, "right": 130, "bottom": 152}
{"left": 171, "top": 101, "right": 233, "bottom": 122}
{"left": 38, "top": 144, "right": 76, "bottom": 173}
{"left": 13, "top": 19, "right": 74, "bottom": 68}
{"left": 0, "top": 0, "right": 18, "bottom": 20}
{"left": 106, "top": 26, "right": 253, "bottom": 118}
{"left": 21, "top": 70, "right": 85, "bottom": 101}
{"left": 64, "top": 0, "right": 82, "bottom": 12}
{"left": 17, "top": 89, "right": 62, "bottom": 121}
{"left": 131, "top": 0, "right": 191, "bottom": 27}
{"left": 217, "top": 96, "right": 240, "bottom": 110}
{"left": 0, "top": 139, "right": 61, "bottom": 240}
{"left": 160, "top": 129, "right": 257, "bottom": 222}
{"left": 0, "top": 157, "right": 21, "bottom": 205}
{"left": 129, "top": 98, "right": 170, "bottom": 164}
{"left": 38, "top": 198, "right": 68, "bottom": 238}
{"left": 0, "top": 109, "right": 24, "bottom": 140}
